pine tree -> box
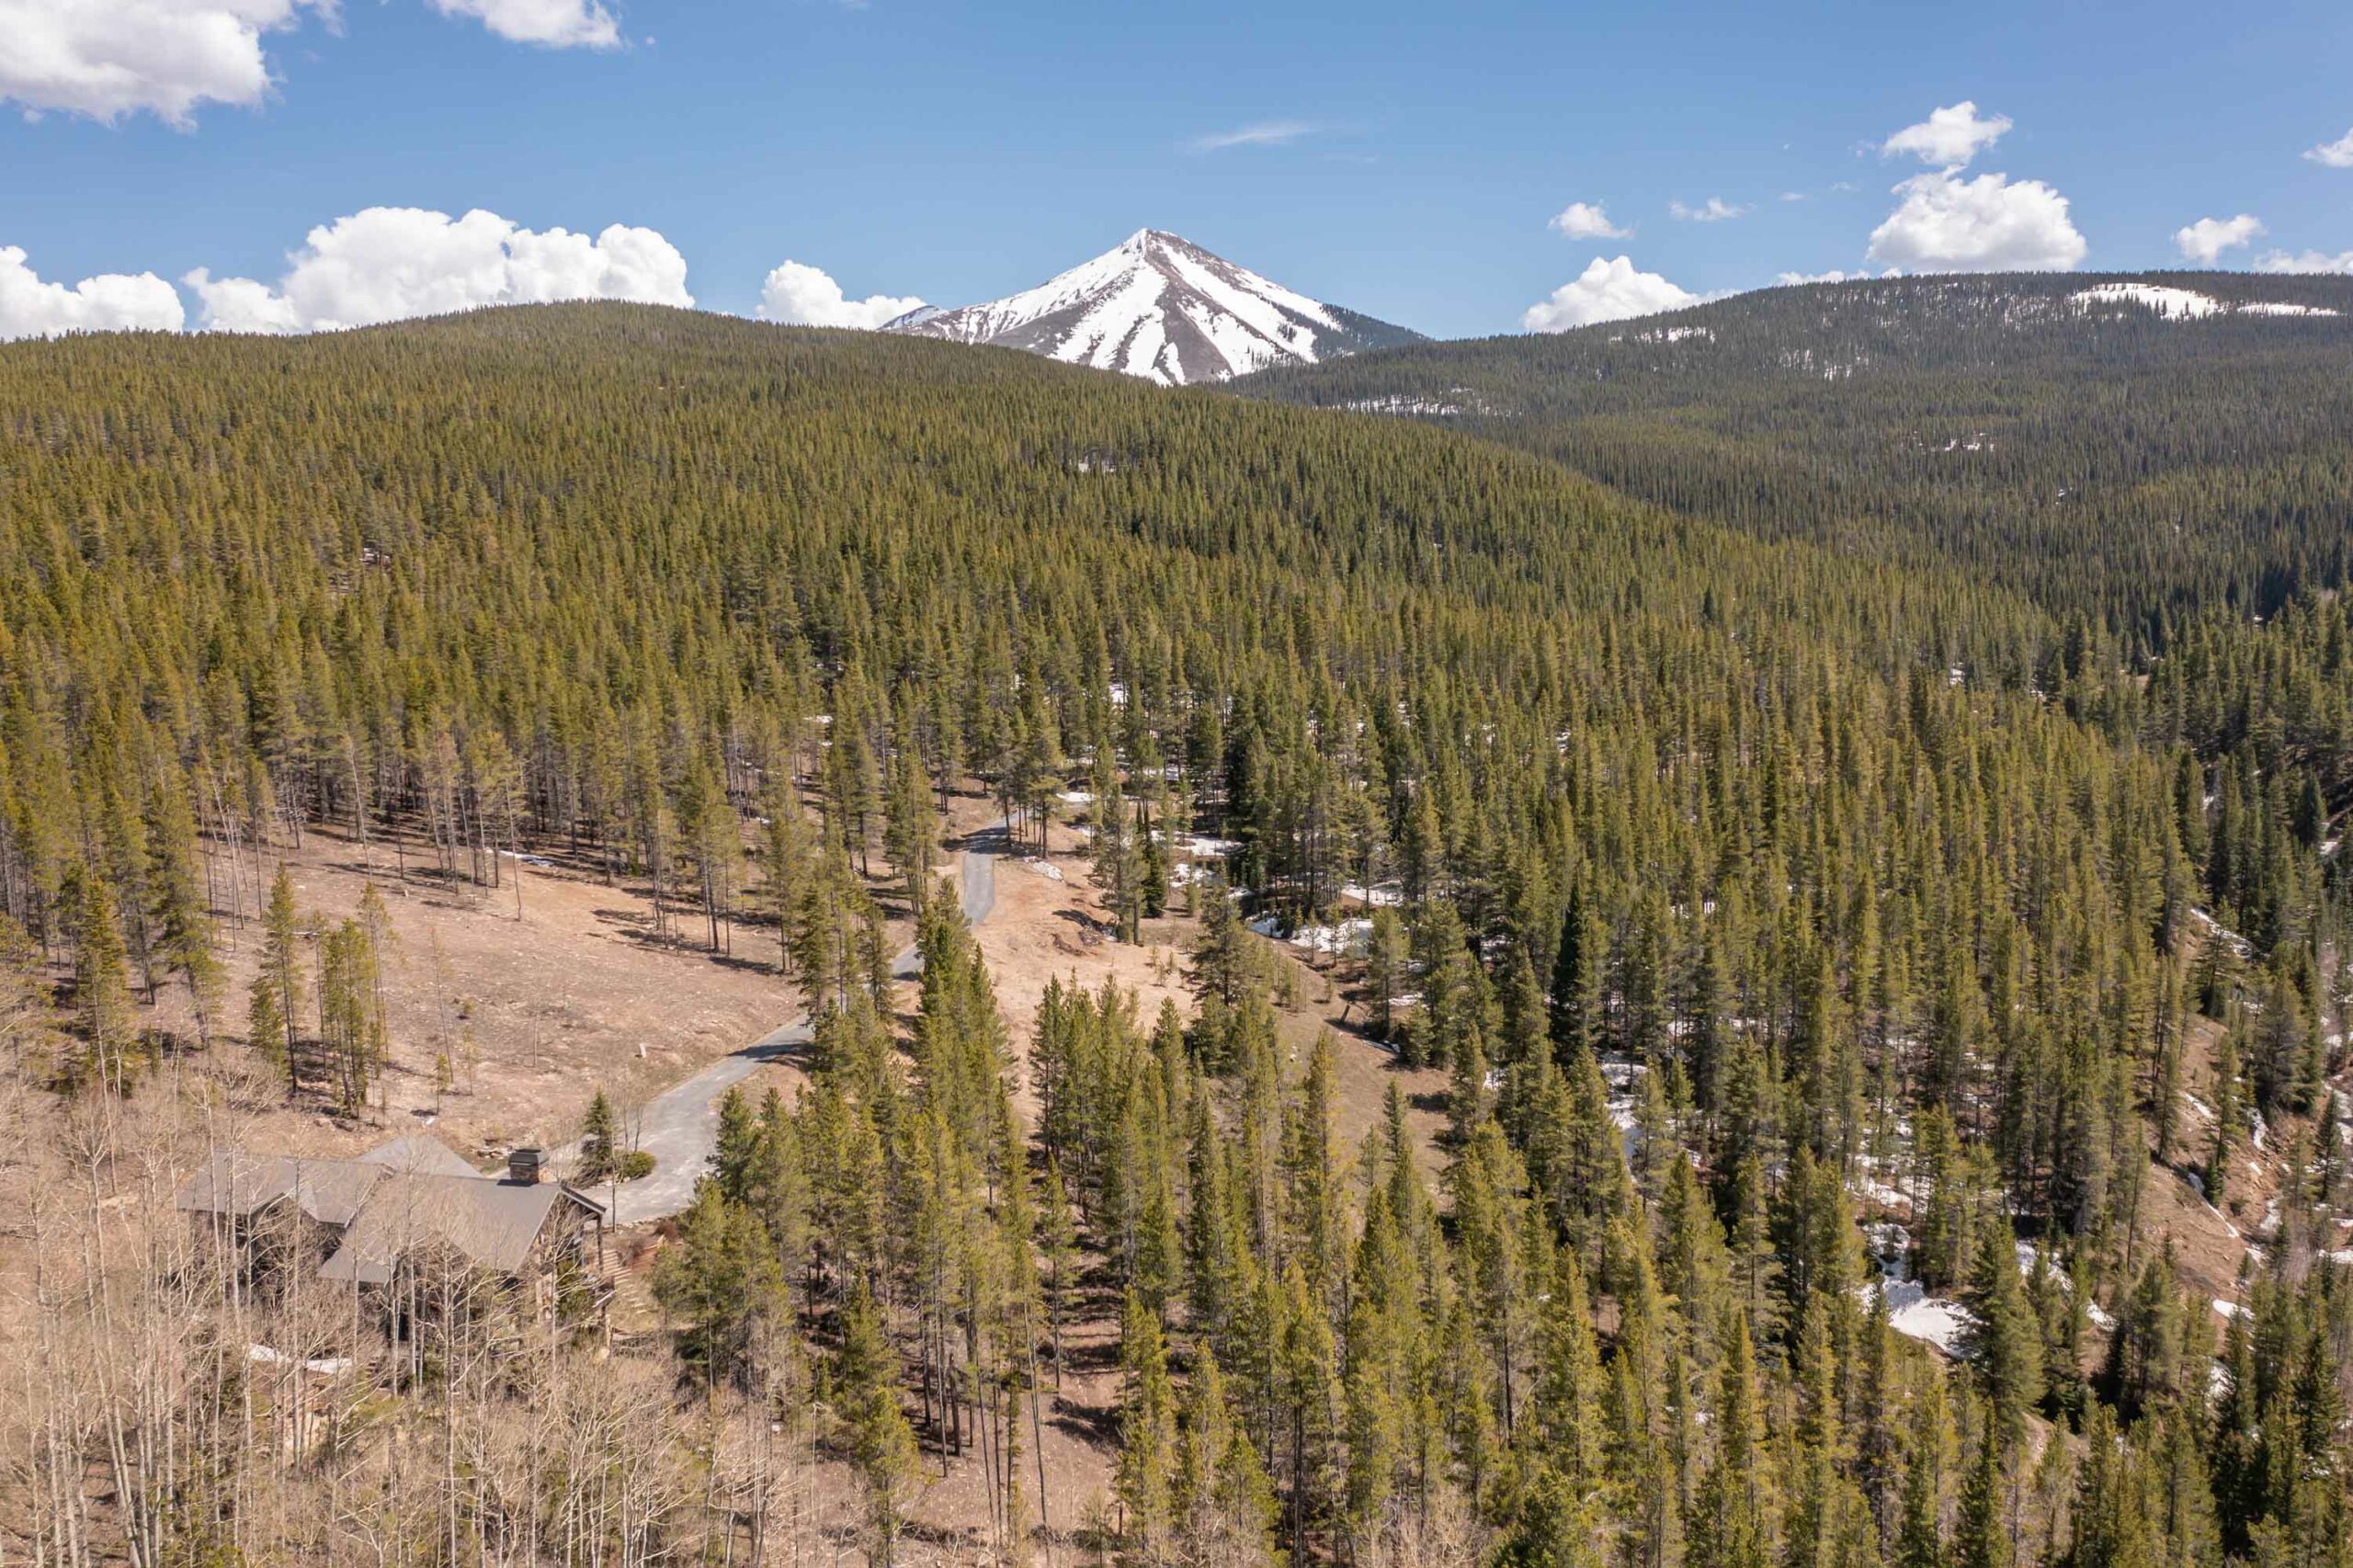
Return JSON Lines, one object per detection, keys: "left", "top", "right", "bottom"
{"left": 2208, "top": 1025, "right": 2241, "bottom": 1206}
{"left": 884, "top": 742, "right": 935, "bottom": 922}
{"left": 1782, "top": 1293, "right": 1853, "bottom": 1568}
{"left": 1952, "top": 1415, "right": 2009, "bottom": 1568}
{"left": 1117, "top": 1288, "right": 1178, "bottom": 1562}
{"left": 1728, "top": 1153, "right": 1786, "bottom": 1344}
{"left": 1895, "top": 1369, "right": 1954, "bottom": 1568}
{"left": 1365, "top": 905, "right": 1408, "bottom": 1042}
{"left": 654, "top": 1181, "right": 788, "bottom": 1384}
{"left": 253, "top": 864, "right": 305, "bottom": 1091}
{"left": 1966, "top": 1212, "right": 2043, "bottom": 1450}
{"left": 63, "top": 866, "right": 136, "bottom": 1090}
{"left": 762, "top": 776, "right": 810, "bottom": 977}
{"left": 316, "top": 915, "right": 387, "bottom": 1114}
{"left": 1277, "top": 1263, "right": 1340, "bottom": 1560}
{"left": 712, "top": 1084, "right": 760, "bottom": 1201}
{"left": 1176, "top": 1346, "right": 1279, "bottom": 1568}
{"left": 144, "top": 778, "right": 222, "bottom": 1044}
{"left": 835, "top": 1285, "right": 921, "bottom": 1567}
{"left": 1038, "top": 1159, "right": 1077, "bottom": 1389}
{"left": 1548, "top": 878, "right": 1605, "bottom": 1062}
{"left": 2068, "top": 1404, "right": 2155, "bottom": 1568}
{"left": 579, "top": 1085, "right": 620, "bottom": 1184}
{"left": 1190, "top": 872, "right": 1260, "bottom": 1023}
{"left": 1688, "top": 1312, "right": 1774, "bottom": 1568}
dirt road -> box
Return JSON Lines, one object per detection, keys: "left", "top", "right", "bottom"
{"left": 564, "top": 835, "right": 999, "bottom": 1223}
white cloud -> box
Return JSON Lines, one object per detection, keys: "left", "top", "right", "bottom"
{"left": 0, "top": 0, "right": 321, "bottom": 125}
{"left": 756, "top": 261, "right": 925, "bottom": 330}
{"left": 1867, "top": 169, "right": 2086, "bottom": 272}
{"left": 426, "top": 0, "right": 620, "bottom": 50}
{"left": 1189, "top": 119, "right": 1315, "bottom": 152}
{"left": 2255, "top": 248, "right": 2353, "bottom": 275}
{"left": 1668, "top": 196, "right": 1750, "bottom": 223}
{"left": 0, "top": 0, "right": 616, "bottom": 127}
{"left": 186, "top": 206, "right": 690, "bottom": 333}
{"left": 2303, "top": 128, "right": 2353, "bottom": 169}
{"left": 1774, "top": 267, "right": 1898, "bottom": 286}
{"left": 1522, "top": 256, "right": 1698, "bottom": 332}
{"left": 2173, "top": 214, "right": 2264, "bottom": 266}
{"left": 1549, "top": 201, "right": 1630, "bottom": 240}
{"left": 179, "top": 268, "right": 301, "bottom": 333}
{"left": 1881, "top": 101, "right": 2012, "bottom": 168}
{"left": 0, "top": 244, "right": 184, "bottom": 339}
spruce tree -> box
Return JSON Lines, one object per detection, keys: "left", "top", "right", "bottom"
{"left": 579, "top": 1085, "right": 620, "bottom": 1184}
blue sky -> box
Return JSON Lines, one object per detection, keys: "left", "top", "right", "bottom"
{"left": 4, "top": 0, "right": 2352, "bottom": 340}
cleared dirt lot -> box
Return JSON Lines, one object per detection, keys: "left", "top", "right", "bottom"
{"left": 142, "top": 821, "right": 852, "bottom": 1163}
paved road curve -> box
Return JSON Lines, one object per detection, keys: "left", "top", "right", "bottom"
{"left": 563, "top": 834, "right": 1000, "bottom": 1224}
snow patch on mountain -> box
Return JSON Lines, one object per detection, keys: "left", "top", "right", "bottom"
{"left": 2071, "top": 283, "right": 2340, "bottom": 320}
{"left": 884, "top": 230, "right": 1420, "bottom": 386}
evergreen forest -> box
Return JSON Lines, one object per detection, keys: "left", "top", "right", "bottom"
{"left": 0, "top": 299, "right": 2348, "bottom": 1568}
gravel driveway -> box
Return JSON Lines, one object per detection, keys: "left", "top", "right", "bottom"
{"left": 562, "top": 835, "right": 1000, "bottom": 1224}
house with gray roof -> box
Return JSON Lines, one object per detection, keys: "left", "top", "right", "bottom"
{"left": 178, "top": 1135, "right": 608, "bottom": 1318}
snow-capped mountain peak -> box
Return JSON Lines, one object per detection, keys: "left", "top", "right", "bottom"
{"left": 882, "top": 230, "right": 1421, "bottom": 385}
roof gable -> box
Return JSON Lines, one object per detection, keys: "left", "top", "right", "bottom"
{"left": 358, "top": 1134, "right": 483, "bottom": 1180}
{"left": 318, "top": 1176, "right": 587, "bottom": 1285}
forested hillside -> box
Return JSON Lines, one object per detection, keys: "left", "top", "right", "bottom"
{"left": 0, "top": 303, "right": 2347, "bottom": 1568}
{"left": 1241, "top": 272, "right": 2353, "bottom": 641}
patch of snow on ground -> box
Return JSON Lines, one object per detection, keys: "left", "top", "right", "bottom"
{"left": 1288, "top": 919, "right": 1372, "bottom": 957}
{"left": 1341, "top": 394, "right": 1465, "bottom": 417}
{"left": 2213, "top": 1298, "right": 2244, "bottom": 1320}
{"left": 2238, "top": 301, "right": 2341, "bottom": 317}
{"left": 2087, "top": 1301, "right": 2118, "bottom": 1332}
{"left": 1022, "top": 858, "right": 1065, "bottom": 882}
{"left": 2076, "top": 283, "right": 2226, "bottom": 319}
{"left": 1596, "top": 1055, "right": 1646, "bottom": 1159}
{"left": 1860, "top": 1221, "right": 1975, "bottom": 1355}
{"left": 1179, "top": 835, "right": 1239, "bottom": 858}
{"left": 1341, "top": 881, "right": 1404, "bottom": 907}
{"left": 2073, "top": 283, "right": 2342, "bottom": 321}
{"left": 1859, "top": 1176, "right": 1907, "bottom": 1210}
{"left": 2190, "top": 908, "right": 2254, "bottom": 959}
{"left": 1877, "top": 1279, "right": 1979, "bottom": 1357}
